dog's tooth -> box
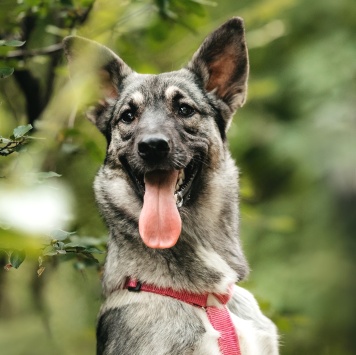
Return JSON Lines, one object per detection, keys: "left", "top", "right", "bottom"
{"left": 181, "top": 170, "right": 185, "bottom": 180}
{"left": 178, "top": 178, "right": 183, "bottom": 186}
{"left": 178, "top": 169, "right": 183, "bottom": 180}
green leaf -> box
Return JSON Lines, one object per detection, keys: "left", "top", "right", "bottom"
{"left": 0, "top": 40, "right": 26, "bottom": 47}
{"left": 42, "top": 245, "right": 57, "bottom": 256}
{"left": 10, "top": 250, "right": 26, "bottom": 269}
{"left": 14, "top": 144, "right": 28, "bottom": 153}
{"left": 64, "top": 242, "right": 82, "bottom": 248}
{"left": 64, "top": 242, "right": 86, "bottom": 249}
{"left": 43, "top": 251, "right": 58, "bottom": 256}
{"left": 84, "top": 247, "right": 104, "bottom": 254}
{"left": 13, "top": 124, "right": 33, "bottom": 138}
{"left": 0, "top": 67, "right": 14, "bottom": 79}
{"left": 57, "top": 253, "right": 77, "bottom": 262}
{"left": 69, "top": 235, "right": 107, "bottom": 246}
{"left": 49, "top": 229, "right": 75, "bottom": 241}
{"left": 80, "top": 252, "right": 99, "bottom": 263}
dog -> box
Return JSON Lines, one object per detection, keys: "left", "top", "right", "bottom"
{"left": 64, "top": 17, "right": 279, "bottom": 355}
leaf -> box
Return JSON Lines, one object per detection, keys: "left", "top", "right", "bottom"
{"left": 80, "top": 252, "right": 99, "bottom": 263}
{"left": 56, "top": 241, "right": 65, "bottom": 250}
{"left": 37, "top": 266, "right": 46, "bottom": 277}
{"left": 57, "top": 253, "right": 76, "bottom": 261}
{"left": 69, "top": 235, "right": 107, "bottom": 246}
{"left": 13, "top": 124, "right": 33, "bottom": 138}
{"left": 42, "top": 245, "right": 56, "bottom": 255}
{"left": 24, "top": 171, "right": 61, "bottom": 184}
{"left": 84, "top": 247, "right": 104, "bottom": 254}
{"left": 49, "top": 229, "right": 75, "bottom": 241}
{"left": 10, "top": 249, "right": 26, "bottom": 269}
{"left": 0, "top": 149, "right": 12, "bottom": 156}
{"left": 43, "top": 251, "right": 58, "bottom": 256}
{"left": 35, "top": 171, "right": 61, "bottom": 179}
{"left": 0, "top": 67, "right": 14, "bottom": 79}
{"left": 0, "top": 40, "right": 26, "bottom": 47}
{"left": 64, "top": 242, "right": 86, "bottom": 249}
{"left": 0, "top": 137, "right": 12, "bottom": 144}
{"left": 14, "top": 144, "right": 28, "bottom": 153}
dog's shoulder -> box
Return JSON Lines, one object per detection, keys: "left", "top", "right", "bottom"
{"left": 228, "top": 285, "right": 279, "bottom": 355}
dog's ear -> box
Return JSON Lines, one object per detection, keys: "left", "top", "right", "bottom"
{"left": 63, "top": 36, "right": 133, "bottom": 134}
{"left": 187, "top": 17, "right": 249, "bottom": 113}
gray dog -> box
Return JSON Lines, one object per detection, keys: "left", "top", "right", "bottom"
{"left": 64, "top": 17, "right": 279, "bottom": 355}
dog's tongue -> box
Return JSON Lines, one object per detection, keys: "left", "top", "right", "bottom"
{"left": 139, "top": 170, "right": 181, "bottom": 249}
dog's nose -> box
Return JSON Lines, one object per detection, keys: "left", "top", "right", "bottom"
{"left": 138, "top": 135, "right": 170, "bottom": 160}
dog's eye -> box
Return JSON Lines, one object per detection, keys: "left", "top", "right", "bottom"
{"left": 120, "top": 109, "right": 135, "bottom": 124}
{"left": 178, "top": 104, "right": 195, "bottom": 117}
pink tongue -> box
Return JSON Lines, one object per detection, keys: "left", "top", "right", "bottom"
{"left": 139, "top": 170, "right": 182, "bottom": 249}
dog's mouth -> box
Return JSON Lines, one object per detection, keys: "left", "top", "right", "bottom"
{"left": 120, "top": 157, "right": 200, "bottom": 206}
{"left": 120, "top": 157, "right": 201, "bottom": 249}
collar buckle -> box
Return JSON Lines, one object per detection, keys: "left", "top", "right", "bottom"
{"left": 127, "top": 280, "right": 142, "bottom": 292}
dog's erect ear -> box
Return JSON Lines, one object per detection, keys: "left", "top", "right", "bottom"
{"left": 63, "top": 36, "right": 133, "bottom": 134}
{"left": 187, "top": 17, "right": 249, "bottom": 113}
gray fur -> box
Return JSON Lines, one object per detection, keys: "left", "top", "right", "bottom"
{"left": 64, "top": 17, "right": 278, "bottom": 355}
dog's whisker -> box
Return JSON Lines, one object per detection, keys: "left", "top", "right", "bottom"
{"left": 192, "top": 156, "right": 209, "bottom": 167}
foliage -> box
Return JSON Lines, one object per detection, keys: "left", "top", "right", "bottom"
{"left": 37, "top": 230, "right": 105, "bottom": 275}
{"left": 0, "top": 0, "right": 355, "bottom": 354}
{"left": 1, "top": 229, "right": 105, "bottom": 274}
{"left": 0, "top": 40, "right": 25, "bottom": 79}
{"left": 0, "top": 124, "right": 33, "bottom": 156}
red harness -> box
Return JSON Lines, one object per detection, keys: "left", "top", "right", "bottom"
{"left": 124, "top": 278, "right": 241, "bottom": 355}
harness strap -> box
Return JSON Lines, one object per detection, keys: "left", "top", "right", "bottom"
{"left": 207, "top": 306, "right": 242, "bottom": 355}
{"left": 124, "top": 278, "right": 241, "bottom": 355}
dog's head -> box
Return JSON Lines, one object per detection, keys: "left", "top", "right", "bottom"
{"left": 63, "top": 18, "right": 249, "bottom": 250}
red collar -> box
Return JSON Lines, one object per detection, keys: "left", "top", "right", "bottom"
{"left": 124, "top": 278, "right": 241, "bottom": 355}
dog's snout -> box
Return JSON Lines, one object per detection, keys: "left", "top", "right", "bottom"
{"left": 138, "top": 135, "right": 170, "bottom": 160}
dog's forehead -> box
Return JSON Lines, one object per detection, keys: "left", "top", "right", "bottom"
{"left": 122, "top": 69, "right": 205, "bottom": 105}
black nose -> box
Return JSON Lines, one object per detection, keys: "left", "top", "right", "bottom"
{"left": 138, "top": 135, "right": 170, "bottom": 160}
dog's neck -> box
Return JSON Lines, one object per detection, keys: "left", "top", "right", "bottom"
{"left": 96, "top": 154, "right": 249, "bottom": 297}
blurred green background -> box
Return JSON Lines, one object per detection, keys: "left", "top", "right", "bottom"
{"left": 0, "top": 0, "right": 355, "bottom": 354}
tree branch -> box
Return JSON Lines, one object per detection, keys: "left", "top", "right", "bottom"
{"left": 13, "top": 70, "right": 43, "bottom": 126}
{"left": 0, "top": 43, "right": 63, "bottom": 60}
